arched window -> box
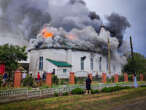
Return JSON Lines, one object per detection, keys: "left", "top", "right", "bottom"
{"left": 81, "top": 56, "right": 86, "bottom": 70}
{"left": 39, "top": 56, "right": 43, "bottom": 70}
{"left": 99, "top": 56, "right": 102, "bottom": 72}
{"left": 90, "top": 57, "right": 94, "bottom": 70}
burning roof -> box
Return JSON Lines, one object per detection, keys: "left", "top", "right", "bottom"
{"left": 0, "top": 0, "right": 130, "bottom": 66}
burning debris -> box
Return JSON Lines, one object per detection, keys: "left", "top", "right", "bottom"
{"left": 0, "top": 0, "right": 130, "bottom": 66}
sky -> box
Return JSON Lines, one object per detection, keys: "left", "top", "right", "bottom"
{"left": 84, "top": 0, "right": 146, "bottom": 56}
{"left": 0, "top": 0, "right": 145, "bottom": 56}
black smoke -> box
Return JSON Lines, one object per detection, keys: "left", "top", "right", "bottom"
{"left": 105, "top": 13, "right": 131, "bottom": 47}
{"left": 0, "top": 0, "right": 130, "bottom": 49}
{"left": 0, "top": 0, "right": 51, "bottom": 40}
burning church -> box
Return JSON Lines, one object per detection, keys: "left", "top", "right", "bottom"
{"left": 0, "top": 0, "right": 130, "bottom": 78}
{"left": 28, "top": 26, "right": 127, "bottom": 78}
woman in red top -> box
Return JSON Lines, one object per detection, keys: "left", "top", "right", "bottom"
{"left": 37, "top": 72, "right": 40, "bottom": 82}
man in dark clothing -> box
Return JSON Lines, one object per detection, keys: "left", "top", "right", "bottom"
{"left": 86, "top": 75, "right": 92, "bottom": 94}
{"left": 42, "top": 72, "right": 46, "bottom": 81}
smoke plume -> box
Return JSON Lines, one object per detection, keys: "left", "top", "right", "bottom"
{"left": 0, "top": 0, "right": 130, "bottom": 66}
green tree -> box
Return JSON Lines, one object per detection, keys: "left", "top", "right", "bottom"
{"left": 123, "top": 52, "right": 146, "bottom": 74}
{"left": 0, "top": 44, "right": 27, "bottom": 79}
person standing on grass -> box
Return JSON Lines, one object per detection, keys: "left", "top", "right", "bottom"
{"left": 86, "top": 75, "right": 92, "bottom": 94}
{"left": 134, "top": 73, "right": 138, "bottom": 88}
{"left": 22, "top": 72, "right": 27, "bottom": 80}
{"left": 37, "top": 72, "right": 41, "bottom": 82}
{"left": 37, "top": 72, "right": 41, "bottom": 86}
{"left": 2, "top": 72, "right": 8, "bottom": 86}
{"left": 42, "top": 71, "right": 46, "bottom": 81}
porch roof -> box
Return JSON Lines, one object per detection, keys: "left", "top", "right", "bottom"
{"left": 46, "top": 58, "right": 72, "bottom": 67}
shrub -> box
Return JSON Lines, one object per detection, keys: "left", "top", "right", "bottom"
{"left": 60, "top": 79, "right": 68, "bottom": 85}
{"left": 143, "top": 73, "right": 146, "bottom": 81}
{"left": 128, "top": 74, "right": 133, "bottom": 81}
{"left": 54, "top": 92, "right": 59, "bottom": 97}
{"left": 40, "top": 85, "right": 49, "bottom": 89}
{"left": 23, "top": 76, "right": 34, "bottom": 87}
{"left": 91, "top": 89, "right": 99, "bottom": 94}
{"left": 52, "top": 75, "right": 59, "bottom": 85}
{"left": 101, "top": 86, "right": 130, "bottom": 92}
{"left": 119, "top": 75, "right": 124, "bottom": 82}
{"left": 107, "top": 76, "right": 114, "bottom": 83}
{"left": 140, "top": 85, "right": 146, "bottom": 87}
{"left": 75, "top": 77, "right": 86, "bottom": 84}
{"left": 63, "top": 92, "right": 69, "bottom": 96}
{"left": 71, "top": 88, "right": 84, "bottom": 94}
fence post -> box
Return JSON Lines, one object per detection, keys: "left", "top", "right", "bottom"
{"left": 114, "top": 74, "right": 119, "bottom": 83}
{"left": 69, "top": 72, "right": 75, "bottom": 84}
{"left": 140, "top": 74, "right": 144, "bottom": 81}
{"left": 124, "top": 73, "right": 128, "bottom": 82}
{"left": 14, "top": 70, "right": 22, "bottom": 88}
{"left": 102, "top": 73, "right": 107, "bottom": 83}
{"left": 46, "top": 73, "right": 52, "bottom": 87}
{"left": 40, "top": 90, "right": 42, "bottom": 97}
{"left": 27, "top": 89, "right": 28, "bottom": 98}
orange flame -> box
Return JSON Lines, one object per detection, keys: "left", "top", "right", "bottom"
{"left": 66, "top": 34, "right": 77, "bottom": 40}
{"left": 41, "top": 28, "right": 53, "bottom": 38}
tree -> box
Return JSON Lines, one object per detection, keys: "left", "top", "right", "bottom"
{"left": 123, "top": 52, "right": 146, "bottom": 74}
{"left": 0, "top": 44, "right": 27, "bottom": 79}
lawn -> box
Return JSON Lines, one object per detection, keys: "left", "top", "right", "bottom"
{"left": 0, "top": 87, "right": 146, "bottom": 110}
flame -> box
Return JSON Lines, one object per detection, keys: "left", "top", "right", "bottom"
{"left": 66, "top": 34, "right": 77, "bottom": 40}
{"left": 41, "top": 28, "right": 53, "bottom": 38}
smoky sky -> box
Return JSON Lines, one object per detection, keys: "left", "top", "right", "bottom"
{"left": 0, "top": 0, "right": 130, "bottom": 44}
{"left": 0, "top": 0, "right": 132, "bottom": 67}
{"left": 84, "top": 0, "right": 146, "bottom": 56}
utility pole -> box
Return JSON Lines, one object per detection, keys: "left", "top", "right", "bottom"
{"left": 108, "top": 38, "right": 111, "bottom": 77}
{"left": 130, "top": 36, "right": 134, "bottom": 60}
{"left": 130, "top": 36, "right": 138, "bottom": 88}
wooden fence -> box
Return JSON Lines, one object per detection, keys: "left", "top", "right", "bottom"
{"left": 0, "top": 83, "right": 146, "bottom": 103}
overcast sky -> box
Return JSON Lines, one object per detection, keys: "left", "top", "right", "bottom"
{"left": 84, "top": 0, "right": 146, "bottom": 56}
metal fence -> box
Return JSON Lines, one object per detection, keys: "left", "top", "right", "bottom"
{"left": 0, "top": 83, "right": 146, "bottom": 103}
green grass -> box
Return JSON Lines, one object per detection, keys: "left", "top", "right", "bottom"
{"left": 0, "top": 87, "right": 146, "bottom": 110}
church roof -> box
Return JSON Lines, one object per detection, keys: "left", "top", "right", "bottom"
{"left": 46, "top": 58, "right": 72, "bottom": 67}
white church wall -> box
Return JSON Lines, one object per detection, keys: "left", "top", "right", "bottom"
{"left": 29, "top": 48, "right": 123, "bottom": 78}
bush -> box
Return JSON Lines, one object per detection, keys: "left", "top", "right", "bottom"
{"left": 107, "top": 76, "right": 114, "bottom": 83}
{"left": 75, "top": 77, "right": 86, "bottom": 84}
{"left": 40, "top": 85, "right": 49, "bottom": 89}
{"left": 119, "top": 75, "right": 124, "bottom": 82}
{"left": 23, "top": 76, "right": 34, "bottom": 87}
{"left": 52, "top": 75, "right": 59, "bottom": 85}
{"left": 140, "top": 85, "right": 146, "bottom": 87}
{"left": 101, "top": 86, "right": 130, "bottom": 92}
{"left": 91, "top": 89, "right": 99, "bottom": 94}
{"left": 71, "top": 88, "right": 84, "bottom": 94}
{"left": 60, "top": 79, "right": 68, "bottom": 85}
{"left": 63, "top": 92, "right": 69, "bottom": 96}
{"left": 128, "top": 74, "right": 133, "bottom": 81}
{"left": 143, "top": 73, "right": 146, "bottom": 81}
{"left": 54, "top": 92, "right": 59, "bottom": 97}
